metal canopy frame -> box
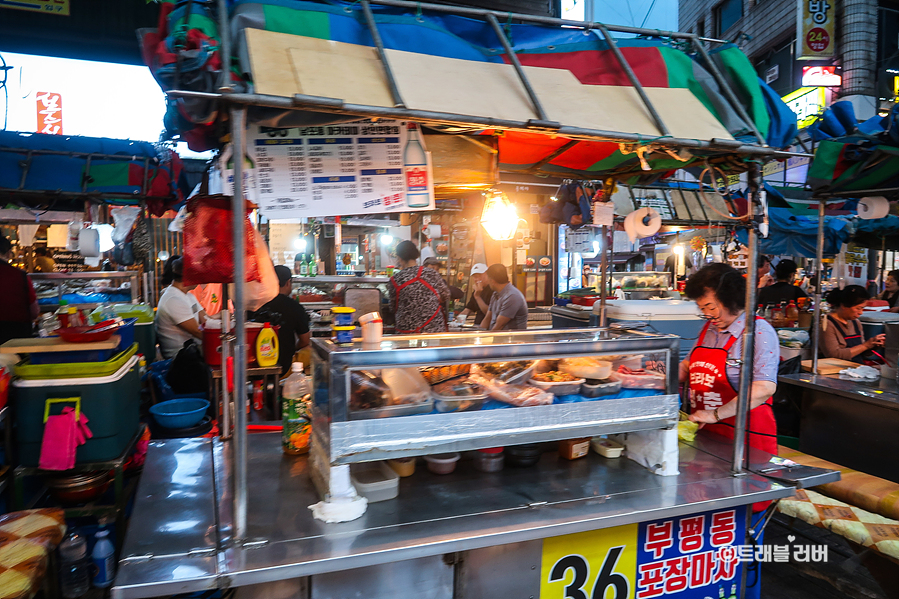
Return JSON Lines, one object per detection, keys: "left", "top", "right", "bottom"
{"left": 203, "top": 0, "right": 771, "bottom": 564}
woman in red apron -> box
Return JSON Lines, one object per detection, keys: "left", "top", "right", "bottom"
{"left": 388, "top": 241, "right": 450, "bottom": 334}
{"left": 680, "top": 264, "right": 779, "bottom": 455}
{"left": 821, "top": 285, "right": 884, "bottom": 364}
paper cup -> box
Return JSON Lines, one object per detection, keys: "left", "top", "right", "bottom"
{"left": 361, "top": 321, "right": 383, "bottom": 344}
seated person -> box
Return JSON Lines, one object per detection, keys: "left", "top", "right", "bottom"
{"left": 248, "top": 265, "right": 311, "bottom": 376}
{"left": 758, "top": 259, "right": 808, "bottom": 307}
{"left": 821, "top": 285, "right": 884, "bottom": 364}
{"left": 156, "top": 256, "right": 207, "bottom": 359}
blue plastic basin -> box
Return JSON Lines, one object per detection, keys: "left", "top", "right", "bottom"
{"left": 149, "top": 398, "right": 209, "bottom": 430}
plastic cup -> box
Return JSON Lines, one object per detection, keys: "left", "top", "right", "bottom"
{"left": 358, "top": 312, "right": 381, "bottom": 326}
{"left": 361, "top": 320, "right": 383, "bottom": 344}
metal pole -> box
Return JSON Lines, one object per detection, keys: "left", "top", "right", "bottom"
{"left": 361, "top": 0, "right": 406, "bottom": 108}
{"left": 732, "top": 161, "right": 762, "bottom": 474}
{"left": 485, "top": 13, "right": 555, "bottom": 126}
{"left": 690, "top": 36, "right": 767, "bottom": 147}
{"left": 217, "top": 0, "right": 232, "bottom": 92}
{"left": 599, "top": 225, "right": 608, "bottom": 327}
{"left": 220, "top": 285, "right": 232, "bottom": 440}
{"left": 811, "top": 199, "right": 826, "bottom": 374}
{"left": 230, "top": 105, "right": 249, "bottom": 541}
{"left": 594, "top": 23, "right": 670, "bottom": 137}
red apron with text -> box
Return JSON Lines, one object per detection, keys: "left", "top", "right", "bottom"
{"left": 391, "top": 266, "right": 444, "bottom": 334}
{"left": 688, "top": 320, "right": 778, "bottom": 456}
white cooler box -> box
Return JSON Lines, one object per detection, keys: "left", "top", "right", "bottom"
{"left": 597, "top": 299, "right": 703, "bottom": 359}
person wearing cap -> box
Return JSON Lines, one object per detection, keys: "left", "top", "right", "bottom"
{"left": 248, "top": 265, "right": 311, "bottom": 376}
{"left": 156, "top": 255, "right": 208, "bottom": 359}
{"left": 455, "top": 263, "right": 494, "bottom": 326}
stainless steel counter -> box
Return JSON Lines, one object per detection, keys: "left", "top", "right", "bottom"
{"left": 779, "top": 373, "right": 899, "bottom": 483}
{"left": 114, "top": 432, "right": 796, "bottom": 599}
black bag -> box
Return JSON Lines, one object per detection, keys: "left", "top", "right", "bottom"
{"left": 165, "top": 339, "right": 210, "bottom": 395}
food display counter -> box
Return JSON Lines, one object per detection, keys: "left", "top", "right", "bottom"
{"left": 29, "top": 271, "right": 140, "bottom": 312}
{"left": 114, "top": 329, "right": 822, "bottom": 599}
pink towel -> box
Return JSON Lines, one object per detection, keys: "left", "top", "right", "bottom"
{"left": 39, "top": 407, "right": 93, "bottom": 471}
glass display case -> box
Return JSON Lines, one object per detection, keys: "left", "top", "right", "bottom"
{"left": 609, "top": 271, "right": 674, "bottom": 299}
{"left": 291, "top": 275, "right": 390, "bottom": 308}
{"left": 311, "top": 328, "right": 679, "bottom": 465}
{"left": 29, "top": 271, "right": 140, "bottom": 312}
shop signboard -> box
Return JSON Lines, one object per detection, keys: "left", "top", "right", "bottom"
{"left": 35, "top": 92, "right": 63, "bottom": 135}
{"left": 0, "top": 0, "right": 69, "bottom": 14}
{"left": 781, "top": 87, "right": 826, "bottom": 129}
{"left": 541, "top": 506, "right": 748, "bottom": 599}
{"left": 566, "top": 227, "right": 597, "bottom": 254}
{"left": 801, "top": 66, "right": 841, "bottom": 87}
{"left": 244, "top": 120, "right": 435, "bottom": 219}
{"left": 796, "top": 0, "right": 835, "bottom": 59}
{"left": 537, "top": 256, "right": 553, "bottom": 272}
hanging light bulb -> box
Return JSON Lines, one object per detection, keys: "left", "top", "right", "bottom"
{"left": 380, "top": 233, "right": 394, "bottom": 245}
{"left": 480, "top": 190, "right": 520, "bottom": 241}
{"left": 293, "top": 237, "right": 307, "bottom": 251}
{"left": 672, "top": 244, "right": 685, "bottom": 256}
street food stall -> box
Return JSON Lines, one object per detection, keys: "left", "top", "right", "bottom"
{"left": 114, "top": 1, "right": 837, "bottom": 598}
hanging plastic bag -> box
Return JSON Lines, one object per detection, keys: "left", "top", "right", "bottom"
{"left": 232, "top": 228, "right": 279, "bottom": 312}
{"left": 66, "top": 215, "right": 83, "bottom": 251}
{"left": 182, "top": 195, "right": 260, "bottom": 285}
{"left": 169, "top": 205, "right": 188, "bottom": 232}
{"left": 111, "top": 207, "right": 141, "bottom": 244}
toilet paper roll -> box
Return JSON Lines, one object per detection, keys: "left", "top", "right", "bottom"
{"left": 78, "top": 228, "right": 100, "bottom": 257}
{"left": 858, "top": 196, "right": 890, "bottom": 220}
{"left": 624, "top": 207, "right": 662, "bottom": 242}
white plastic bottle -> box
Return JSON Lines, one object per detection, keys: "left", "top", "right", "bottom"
{"left": 282, "top": 363, "right": 312, "bottom": 455}
{"left": 91, "top": 529, "right": 115, "bottom": 588}
{"left": 403, "top": 122, "right": 430, "bottom": 208}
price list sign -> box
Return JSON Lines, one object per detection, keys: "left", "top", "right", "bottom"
{"left": 247, "top": 120, "right": 434, "bottom": 219}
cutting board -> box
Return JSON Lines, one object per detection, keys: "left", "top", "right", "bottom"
{"left": 0, "top": 335, "right": 121, "bottom": 354}
{"left": 801, "top": 358, "right": 858, "bottom": 375}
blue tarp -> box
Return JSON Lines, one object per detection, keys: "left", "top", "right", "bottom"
{"left": 736, "top": 207, "right": 851, "bottom": 258}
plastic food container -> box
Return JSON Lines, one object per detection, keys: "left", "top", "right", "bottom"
{"left": 528, "top": 377, "right": 586, "bottom": 396}
{"left": 615, "top": 370, "right": 666, "bottom": 390}
{"left": 432, "top": 378, "right": 487, "bottom": 413}
{"left": 506, "top": 444, "right": 543, "bottom": 467}
{"left": 474, "top": 448, "right": 504, "bottom": 472}
{"left": 424, "top": 453, "right": 460, "bottom": 474}
{"left": 559, "top": 358, "right": 612, "bottom": 380}
{"left": 591, "top": 437, "right": 624, "bottom": 458}
{"left": 580, "top": 378, "right": 622, "bottom": 398}
{"left": 387, "top": 457, "right": 416, "bottom": 477}
{"left": 350, "top": 461, "right": 399, "bottom": 502}
{"left": 332, "top": 326, "right": 356, "bottom": 344}
{"left": 559, "top": 438, "right": 591, "bottom": 460}
{"left": 332, "top": 306, "right": 357, "bottom": 326}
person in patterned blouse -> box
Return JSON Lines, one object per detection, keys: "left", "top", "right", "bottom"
{"left": 388, "top": 241, "right": 450, "bottom": 334}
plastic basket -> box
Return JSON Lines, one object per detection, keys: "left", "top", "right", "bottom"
{"left": 15, "top": 343, "right": 138, "bottom": 380}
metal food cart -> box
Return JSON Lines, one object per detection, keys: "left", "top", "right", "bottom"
{"left": 116, "top": 1, "right": 836, "bottom": 598}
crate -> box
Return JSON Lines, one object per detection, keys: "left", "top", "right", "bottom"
{"left": 15, "top": 344, "right": 138, "bottom": 380}
{"left": 134, "top": 322, "right": 156, "bottom": 360}
{"left": 29, "top": 318, "right": 137, "bottom": 365}
{"left": 13, "top": 355, "right": 141, "bottom": 466}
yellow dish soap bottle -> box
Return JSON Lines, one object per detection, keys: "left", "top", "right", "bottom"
{"left": 255, "top": 322, "right": 279, "bottom": 367}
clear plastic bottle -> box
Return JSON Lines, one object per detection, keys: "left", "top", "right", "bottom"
{"left": 58, "top": 531, "right": 90, "bottom": 598}
{"left": 91, "top": 528, "right": 115, "bottom": 588}
{"left": 282, "top": 363, "right": 312, "bottom": 455}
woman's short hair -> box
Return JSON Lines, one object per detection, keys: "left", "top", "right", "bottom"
{"left": 826, "top": 285, "right": 869, "bottom": 308}
{"left": 395, "top": 240, "right": 420, "bottom": 262}
{"left": 683, "top": 263, "right": 746, "bottom": 314}
{"left": 888, "top": 270, "right": 899, "bottom": 285}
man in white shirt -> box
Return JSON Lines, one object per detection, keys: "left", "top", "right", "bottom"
{"left": 156, "top": 257, "right": 208, "bottom": 359}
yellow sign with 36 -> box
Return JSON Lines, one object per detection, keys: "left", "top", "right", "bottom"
{"left": 541, "top": 524, "right": 637, "bottom": 599}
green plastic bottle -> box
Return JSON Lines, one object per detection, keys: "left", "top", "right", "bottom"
{"left": 308, "top": 254, "right": 317, "bottom": 277}
{"left": 282, "top": 363, "right": 312, "bottom": 455}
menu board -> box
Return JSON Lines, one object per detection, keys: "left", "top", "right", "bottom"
{"left": 240, "top": 120, "right": 434, "bottom": 219}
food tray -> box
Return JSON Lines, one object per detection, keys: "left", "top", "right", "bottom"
{"left": 528, "top": 377, "right": 586, "bottom": 396}
{"left": 559, "top": 358, "right": 612, "bottom": 380}
{"left": 15, "top": 343, "right": 138, "bottom": 380}
{"left": 580, "top": 377, "right": 622, "bottom": 398}
{"left": 420, "top": 364, "right": 471, "bottom": 385}
{"left": 615, "top": 370, "right": 666, "bottom": 390}
{"left": 434, "top": 396, "right": 485, "bottom": 413}
{"left": 473, "top": 360, "right": 537, "bottom": 385}
{"left": 349, "top": 397, "right": 434, "bottom": 420}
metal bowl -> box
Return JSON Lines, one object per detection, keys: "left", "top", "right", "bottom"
{"left": 44, "top": 470, "right": 111, "bottom": 504}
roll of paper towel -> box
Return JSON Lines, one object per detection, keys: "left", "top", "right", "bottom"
{"left": 858, "top": 196, "right": 890, "bottom": 220}
{"left": 78, "top": 228, "right": 100, "bottom": 257}
{"left": 624, "top": 207, "right": 662, "bottom": 242}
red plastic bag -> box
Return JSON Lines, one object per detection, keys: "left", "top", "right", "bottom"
{"left": 182, "top": 195, "right": 260, "bottom": 285}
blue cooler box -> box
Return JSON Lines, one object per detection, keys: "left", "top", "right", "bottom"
{"left": 13, "top": 355, "right": 141, "bottom": 466}
{"left": 602, "top": 299, "right": 702, "bottom": 360}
